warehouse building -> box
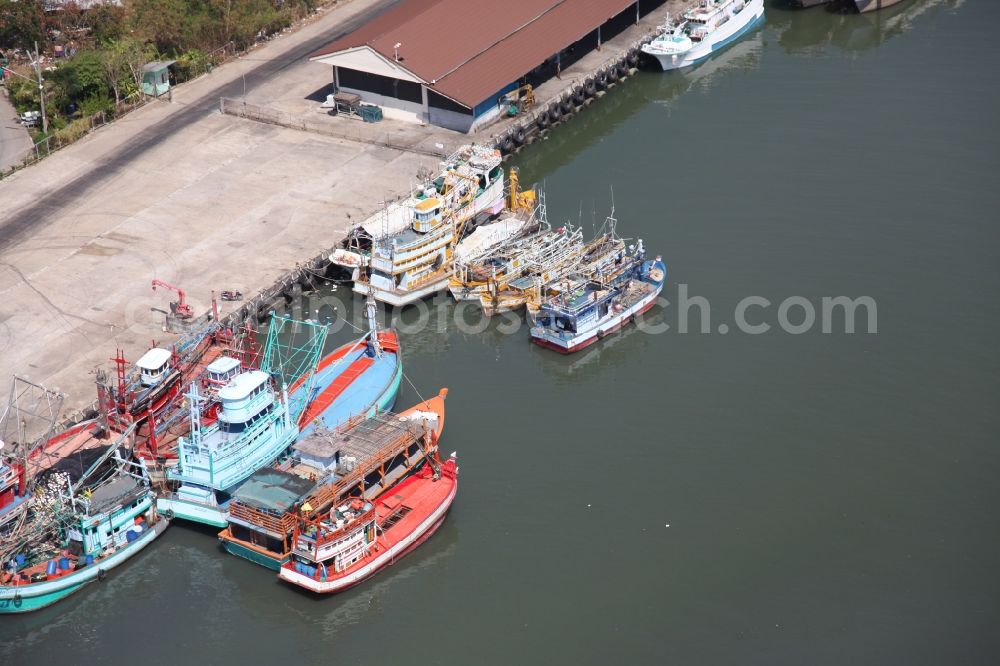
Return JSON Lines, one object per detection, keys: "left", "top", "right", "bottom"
{"left": 310, "top": 0, "right": 667, "bottom": 132}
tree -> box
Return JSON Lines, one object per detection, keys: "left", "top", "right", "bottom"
{"left": 0, "top": 1, "right": 46, "bottom": 51}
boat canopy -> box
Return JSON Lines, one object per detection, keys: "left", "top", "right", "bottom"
{"left": 218, "top": 370, "right": 271, "bottom": 401}
{"left": 136, "top": 348, "right": 171, "bottom": 371}
{"left": 233, "top": 468, "right": 314, "bottom": 513}
{"left": 206, "top": 356, "right": 241, "bottom": 384}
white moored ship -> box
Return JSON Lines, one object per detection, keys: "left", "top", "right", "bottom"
{"left": 642, "top": 0, "right": 765, "bottom": 71}
{"left": 335, "top": 145, "right": 506, "bottom": 307}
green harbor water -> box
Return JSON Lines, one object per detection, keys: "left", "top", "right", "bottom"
{"left": 3, "top": 1, "right": 998, "bottom": 663}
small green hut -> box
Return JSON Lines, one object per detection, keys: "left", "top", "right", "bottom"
{"left": 141, "top": 60, "right": 176, "bottom": 98}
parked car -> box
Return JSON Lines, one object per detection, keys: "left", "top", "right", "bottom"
{"left": 20, "top": 110, "right": 41, "bottom": 127}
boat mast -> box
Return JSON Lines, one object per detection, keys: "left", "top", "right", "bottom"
{"left": 365, "top": 286, "right": 383, "bottom": 358}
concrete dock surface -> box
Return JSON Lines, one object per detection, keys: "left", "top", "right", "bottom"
{"left": 0, "top": 0, "right": 441, "bottom": 416}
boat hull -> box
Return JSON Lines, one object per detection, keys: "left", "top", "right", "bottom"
{"left": 157, "top": 496, "right": 230, "bottom": 527}
{"left": 221, "top": 540, "right": 287, "bottom": 571}
{"left": 353, "top": 276, "right": 450, "bottom": 307}
{"left": 0, "top": 519, "right": 167, "bottom": 614}
{"left": 644, "top": 1, "right": 765, "bottom": 71}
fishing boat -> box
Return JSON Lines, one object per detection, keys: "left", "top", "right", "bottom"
{"left": 294, "top": 295, "right": 402, "bottom": 439}
{"left": 450, "top": 189, "right": 551, "bottom": 302}
{"left": 334, "top": 145, "right": 506, "bottom": 307}
{"left": 530, "top": 242, "right": 667, "bottom": 353}
{"left": 524, "top": 230, "right": 630, "bottom": 323}
{"left": 219, "top": 389, "right": 447, "bottom": 571}
{"left": 642, "top": 0, "right": 765, "bottom": 71}
{"left": 103, "top": 319, "right": 257, "bottom": 462}
{"left": 478, "top": 225, "right": 587, "bottom": 316}
{"left": 0, "top": 442, "right": 167, "bottom": 613}
{"left": 278, "top": 448, "right": 457, "bottom": 594}
{"left": 156, "top": 317, "right": 329, "bottom": 527}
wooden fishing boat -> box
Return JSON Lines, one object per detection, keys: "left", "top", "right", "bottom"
{"left": 219, "top": 389, "right": 447, "bottom": 571}
{"left": 278, "top": 450, "right": 458, "bottom": 594}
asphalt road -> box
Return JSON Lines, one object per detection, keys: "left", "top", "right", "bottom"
{"left": 0, "top": 88, "right": 33, "bottom": 173}
{"left": 0, "top": 0, "right": 400, "bottom": 252}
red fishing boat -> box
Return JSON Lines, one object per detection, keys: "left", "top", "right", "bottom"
{"left": 278, "top": 449, "right": 458, "bottom": 594}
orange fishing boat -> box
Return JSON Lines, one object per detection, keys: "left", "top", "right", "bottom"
{"left": 278, "top": 444, "right": 457, "bottom": 594}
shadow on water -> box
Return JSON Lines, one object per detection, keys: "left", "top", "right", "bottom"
{"left": 770, "top": 0, "right": 967, "bottom": 54}
{"left": 512, "top": 32, "right": 765, "bottom": 182}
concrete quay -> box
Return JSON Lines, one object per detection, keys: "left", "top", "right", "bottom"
{"left": 0, "top": 0, "right": 441, "bottom": 417}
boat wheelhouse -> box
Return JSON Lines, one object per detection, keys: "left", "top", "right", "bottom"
{"left": 531, "top": 246, "right": 667, "bottom": 353}
{"left": 220, "top": 390, "right": 448, "bottom": 571}
{"left": 642, "top": 0, "right": 765, "bottom": 71}
{"left": 157, "top": 370, "right": 297, "bottom": 527}
{"left": 205, "top": 356, "right": 241, "bottom": 388}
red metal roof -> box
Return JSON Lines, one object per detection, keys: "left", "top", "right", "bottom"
{"left": 311, "top": 0, "right": 638, "bottom": 108}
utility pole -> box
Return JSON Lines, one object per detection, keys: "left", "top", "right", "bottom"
{"left": 33, "top": 41, "right": 48, "bottom": 134}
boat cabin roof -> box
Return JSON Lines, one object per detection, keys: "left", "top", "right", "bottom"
{"left": 233, "top": 467, "right": 314, "bottom": 511}
{"left": 542, "top": 284, "right": 613, "bottom": 316}
{"left": 136, "top": 347, "right": 171, "bottom": 370}
{"left": 207, "top": 356, "right": 241, "bottom": 375}
{"left": 218, "top": 370, "right": 271, "bottom": 400}
{"left": 293, "top": 413, "right": 428, "bottom": 461}
{"left": 415, "top": 197, "right": 441, "bottom": 212}
{"left": 87, "top": 475, "right": 141, "bottom": 513}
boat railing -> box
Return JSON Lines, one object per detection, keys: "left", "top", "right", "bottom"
{"left": 295, "top": 507, "right": 374, "bottom": 560}
{"left": 228, "top": 501, "right": 296, "bottom": 535}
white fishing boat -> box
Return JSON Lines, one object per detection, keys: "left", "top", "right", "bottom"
{"left": 335, "top": 145, "right": 506, "bottom": 307}
{"left": 642, "top": 0, "right": 765, "bottom": 71}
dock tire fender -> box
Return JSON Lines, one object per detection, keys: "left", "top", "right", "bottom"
{"left": 627, "top": 49, "right": 640, "bottom": 66}
{"left": 606, "top": 67, "right": 619, "bottom": 83}
{"left": 501, "top": 136, "right": 516, "bottom": 154}
{"left": 98, "top": 569, "right": 107, "bottom": 582}
{"left": 513, "top": 127, "right": 526, "bottom": 146}
{"left": 584, "top": 79, "right": 596, "bottom": 97}
{"left": 560, "top": 97, "right": 573, "bottom": 114}
{"left": 617, "top": 62, "right": 629, "bottom": 78}
{"left": 536, "top": 109, "right": 550, "bottom": 128}
{"left": 548, "top": 102, "right": 562, "bottom": 119}
{"left": 572, "top": 86, "right": 585, "bottom": 105}
{"left": 595, "top": 71, "right": 608, "bottom": 89}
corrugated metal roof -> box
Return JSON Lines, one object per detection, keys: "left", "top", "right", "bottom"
{"left": 311, "top": 0, "right": 637, "bottom": 108}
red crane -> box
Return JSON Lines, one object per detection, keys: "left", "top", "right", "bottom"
{"left": 151, "top": 279, "right": 194, "bottom": 319}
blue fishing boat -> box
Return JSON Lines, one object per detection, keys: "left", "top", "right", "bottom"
{"left": 159, "top": 301, "right": 402, "bottom": 528}
{"left": 530, "top": 241, "right": 667, "bottom": 353}
{"left": 156, "top": 316, "right": 329, "bottom": 527}
{"left": 294, "top": 296, "right": 402, "bottom": 438}
{"left": 0, "top": 445, "right": 167, "bottom": 613}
